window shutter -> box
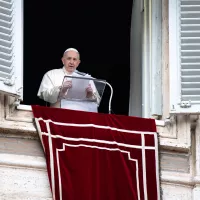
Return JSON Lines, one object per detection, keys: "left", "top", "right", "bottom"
{"left": 0, "top": 0, "right": 23, "bottom": 99}
{"left": 169, "top": 0, "right": 200, "bottom": 113}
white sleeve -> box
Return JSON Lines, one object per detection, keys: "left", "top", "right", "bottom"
{"left": 37, "top": 73, "right": 61, "bottom": 104}
{"left": 89, "top": 80, "right": 101, "bottom": 104}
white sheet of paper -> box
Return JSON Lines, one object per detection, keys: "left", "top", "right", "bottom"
{"left": 64, "top": 75, "right": 91, "bottom": 99}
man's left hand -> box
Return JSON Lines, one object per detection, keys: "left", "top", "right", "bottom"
{"left": 86, "top": 84, "right": 93, "bottom": 98}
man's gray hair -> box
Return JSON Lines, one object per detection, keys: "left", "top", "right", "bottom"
{"left": 64, "top": 48, "right": 79, "bottom": 53}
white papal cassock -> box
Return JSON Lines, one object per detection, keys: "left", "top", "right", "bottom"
{"left": 37, "top": 67, "right": 98, "bottom": 112}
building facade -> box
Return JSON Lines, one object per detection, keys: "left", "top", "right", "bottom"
{"left": 0, "top": 0, "right": 200, "bottom": 199}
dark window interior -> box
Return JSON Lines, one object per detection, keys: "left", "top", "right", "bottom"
{"left": 23, "top": 0, "right": 133, "bottom": 115}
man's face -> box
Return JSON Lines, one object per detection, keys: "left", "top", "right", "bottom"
{"left": 62, "top": 51, "right": 80, "bottom": 73}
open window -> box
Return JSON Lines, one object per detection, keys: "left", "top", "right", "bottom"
{"left": 0, "top": 0, "right": 164, "bottom": 122}
{"left": 0, "top": 0, "right": 23, "bottom": 99}
{"left": 0, "top": 0, "right": 163, "bottom": 119}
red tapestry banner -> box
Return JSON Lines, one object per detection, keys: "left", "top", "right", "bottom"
{"left": 32, "top": 105, "right": 160, "bottom": 200}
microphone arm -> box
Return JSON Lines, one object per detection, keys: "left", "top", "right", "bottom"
{"left": 106, "top": 81, "right": 113, "bottom": 114}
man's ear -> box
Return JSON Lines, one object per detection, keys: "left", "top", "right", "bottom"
{"left": 75, "top": 60, "right": 80, "bottom": 69}
{"left": 61, "top": 57, "right": 64, "bottom": 64}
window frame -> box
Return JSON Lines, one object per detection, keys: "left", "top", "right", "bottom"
{"left": 1, "top": 0, "right": 165, "bottom": 128}
{"left": 169, "top": 0, "right": 182, "bottom": 113}
{"left": 129, "top": 0, "right": 162, "bottom": 118}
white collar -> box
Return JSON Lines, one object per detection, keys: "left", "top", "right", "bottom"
{"left": 62, "top": 67, "right": 75, "bottom": 75}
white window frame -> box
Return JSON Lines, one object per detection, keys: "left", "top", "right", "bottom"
{"left": 129, "top": 0, "right": 162, "bottom": 118}
{"left": 169, "top": 0, "right": 182, "bottom": 113}
{"left": 143, "top": 0, "right": 162, "bottom": 117}
{"left": 3, "top": 0, "right": 165, "bottom": 127}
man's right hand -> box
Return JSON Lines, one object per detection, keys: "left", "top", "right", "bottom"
{"left": 62, "top": 81, "right": 72, "bottom": 93}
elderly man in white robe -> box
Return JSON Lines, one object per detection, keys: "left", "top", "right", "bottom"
{"left": 37, "top": 48, "right": 99, "bottom": 112}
